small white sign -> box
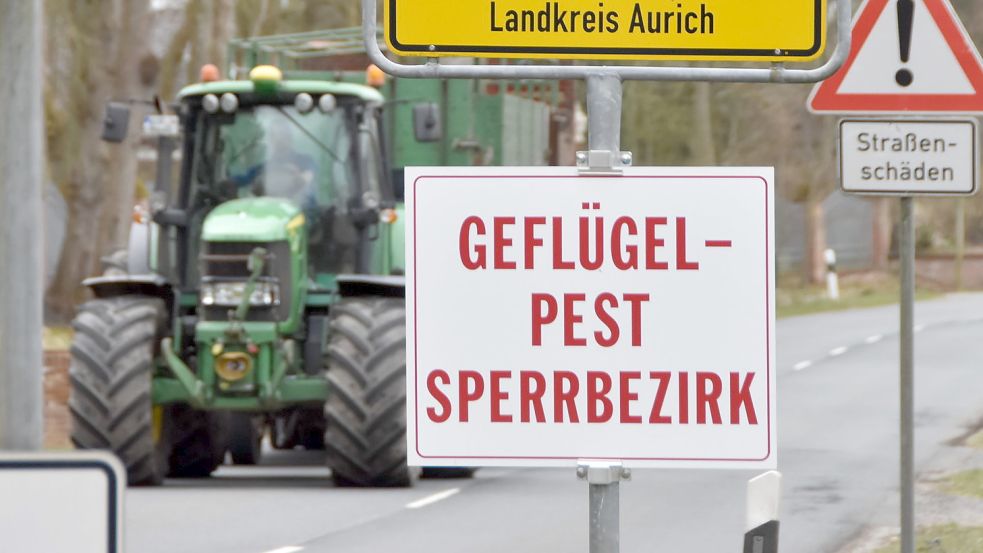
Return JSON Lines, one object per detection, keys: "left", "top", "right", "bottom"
{"left": 142, "top": 114, "right": 179, "bottom": 138}
{"left": 0, "top": 452, "right": 125, "bottom": 553}
{"left": 406, "top": 166, "right": 777, "bottom": 469}
{"left": 839, "top": 119, "right": 978, "bottom": 195}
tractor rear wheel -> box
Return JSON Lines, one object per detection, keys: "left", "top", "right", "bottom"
{"left": 323, "top": 298, "right": 415, "bottom": 487}
{"left": 69, "top": 296, "right": 169, "bottom": 485}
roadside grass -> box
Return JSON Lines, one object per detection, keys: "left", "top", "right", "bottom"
{"left": 872, "top": 524, "right": 983, "bottom": 552}
{"left": 969, "top": 430, "right": 983, "bottom": 450}
{"left": 777, "top": 272, "right": 942, "bottom": 319}
{"left": 943, "top": 470, "right": 983, "bottom": 500}
{"left": 42, "top": 326, "right": 73, "bottom": 350}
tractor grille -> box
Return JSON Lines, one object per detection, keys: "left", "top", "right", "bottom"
{"left": 199, "top": 241, "right": 293, "bottom": 322}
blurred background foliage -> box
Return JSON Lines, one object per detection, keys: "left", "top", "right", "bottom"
{"left": 40, "top": 0, "right": 983, "bottom": 320}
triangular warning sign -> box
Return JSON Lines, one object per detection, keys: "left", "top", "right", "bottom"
{"left": 809, "top": 0, "right": 983, "bottom": 113}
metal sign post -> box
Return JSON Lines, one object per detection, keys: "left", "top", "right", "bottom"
{"left": 899, "top": 197, "right": 915, "bottom": 553}
{"left": 578, "top": 463, "right": 631, "bottom": 553}
{"left": 577, "top": 76, "right": 628, "bottom": 553}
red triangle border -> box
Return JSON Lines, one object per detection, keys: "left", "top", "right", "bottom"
{"left": 809, "top": 0, "right": 983, "bottom": 113}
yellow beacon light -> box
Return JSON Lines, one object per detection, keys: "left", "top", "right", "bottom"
{"left": 250, "top": 65, "right": 283, "bottom": 96}
{"left": 366, "top": 64, "right": 386, "bottom": 88}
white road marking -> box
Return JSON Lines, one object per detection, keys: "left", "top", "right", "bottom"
{"left": 865, "top": 334, "right": 883, "bottom": 344}
{"left": 262, "top": 547, "right": 304, "bottom": 553}
{"left": 406, "top": 488, "right": 460, "bottom": 509}
{"left": 829, "top": 346, "right": 848, "bottom": 357}
{"left": 793, "top": 360, "right": 813, "bottom": 371}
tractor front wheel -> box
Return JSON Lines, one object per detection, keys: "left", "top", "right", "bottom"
{"left": 323, "top": 298, "right": 415, "bottom": 487}
{"left": 69, "top": 296, "right": 170, "bottom": 485}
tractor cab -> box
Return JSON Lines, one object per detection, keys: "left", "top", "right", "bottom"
{"left": 171, "top": 65, "right": 392, "bottom": 290}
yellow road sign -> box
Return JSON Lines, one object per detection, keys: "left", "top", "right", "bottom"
{"left": 385, "top": 0, "right": 826, "bottom": 62}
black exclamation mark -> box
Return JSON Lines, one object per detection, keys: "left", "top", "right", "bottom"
{"left": 895, "top": 0, "right": 915, "bottom": 86}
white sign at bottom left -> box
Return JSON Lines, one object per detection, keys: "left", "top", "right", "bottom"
{"left": 0, "top": 452, "right": 124, "bottom": 553}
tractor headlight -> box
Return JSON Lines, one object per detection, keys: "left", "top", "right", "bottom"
{"left": 200, "top": 280, "right": 280, "bottom": 307}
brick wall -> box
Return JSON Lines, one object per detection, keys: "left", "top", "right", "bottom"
{"left": 42, "top": 350, "right": 70, "bottom": 449}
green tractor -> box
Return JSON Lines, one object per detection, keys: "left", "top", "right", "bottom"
{"left": 68, "top": 65, "right": 422, "bottom": 486}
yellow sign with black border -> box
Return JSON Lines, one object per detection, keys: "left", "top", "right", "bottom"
{"left": 385, "top": 0, "right": 826, "bottom": 62}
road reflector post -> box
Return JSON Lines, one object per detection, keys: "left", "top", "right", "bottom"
{"left": 824, "top": 249, "right": 840, "bottom": 301}
{"left": 744, "top": 471, "right": 782, "bottom": 553}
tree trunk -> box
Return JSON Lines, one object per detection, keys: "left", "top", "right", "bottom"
{"left": 101, "top": 0, "right": 150, "bottom": 254}
{"left": 45, "top": 0, "right": 120, "bottom": 321}
{"left": 805, "top": 196, "right": 828, "bottom": 284}
{"left": 44, "top": 0, "right": 149, "bottom": 322}
{"left": 870, "top": 197, "right": 892, "bottom": 271}
{"left": 210, "top": 0, "right": 235, "bottom": 70}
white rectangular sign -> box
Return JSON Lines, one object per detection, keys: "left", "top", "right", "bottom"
{"left": 406, "top": 166, "right": 777, "bottom": 469}
{"left": 839, "top": 119, "right": 978, "bottom": 196}
{"left": 0, "top": 453, "right": 124, "bottom": 553}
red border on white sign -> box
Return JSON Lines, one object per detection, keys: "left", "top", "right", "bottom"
{"left": 409, "top": 174, "right": 774, "bottom": 465}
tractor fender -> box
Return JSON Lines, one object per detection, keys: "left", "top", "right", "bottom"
{"left": 83, "top": 274, "right": 173, "bottom": 302}
{"left": 335, "top": 274, "right": 405, "bottom": 298}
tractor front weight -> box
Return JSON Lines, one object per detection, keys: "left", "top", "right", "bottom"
{"left": 154, "top": 323, "right": 328, "bottom": 411}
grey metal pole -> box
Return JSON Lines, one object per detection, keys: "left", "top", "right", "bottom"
{"left": 586, "top": 75, "right": 623, "bottom": 154}
{"left": 0, "top": 1, "right": 45, "bottom": 450}
{"left": 577, "top": 75, "right": 628, "bottom": 553}
{"left": 579, "top": 464, "right": 628, "bottom": 553}
{"left": 590, "top": 480, "right": 620, "bottom": 553}
{"left": 899, "top": 197, "right": 916, "bottom": 553}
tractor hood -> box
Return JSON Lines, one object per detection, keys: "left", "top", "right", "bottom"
{"left": 202, "top": 197, "right": 305, "bottom": 242}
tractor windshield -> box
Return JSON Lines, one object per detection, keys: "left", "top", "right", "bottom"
{"left": 180, "top": 96, "right": 386, "bottom": 284}
{"left": 190, "top": 104, "right": 358, "bottom": 218}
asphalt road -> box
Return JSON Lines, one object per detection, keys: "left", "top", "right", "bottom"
{"left": 126, "top": 294, "right": 983, "bottom": 553}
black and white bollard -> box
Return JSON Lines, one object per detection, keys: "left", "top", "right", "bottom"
{"left": 824, "top": 248, "right": 840, "bottom": 301}
{"left": 743, "top": 471, "right": 781, "bottom": 553}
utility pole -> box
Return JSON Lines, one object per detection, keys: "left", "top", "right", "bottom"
{"left": 0, "top": 0, "right": 45, "bottom": 450}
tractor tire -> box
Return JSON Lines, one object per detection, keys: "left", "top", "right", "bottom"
{"left": 69, "top": 296, "right": 169, "bottom": 485}
{"left": 228, "top": 413, "right": 263, "bottom": 466}
{"left": 323, "top": 298, "right": 415, "bottom": 487}
{"left": 421, "top": 467, "right": 477, "bottom": 479}
{"left": 165, "top": 406, "right": 228, "bottom": 478}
